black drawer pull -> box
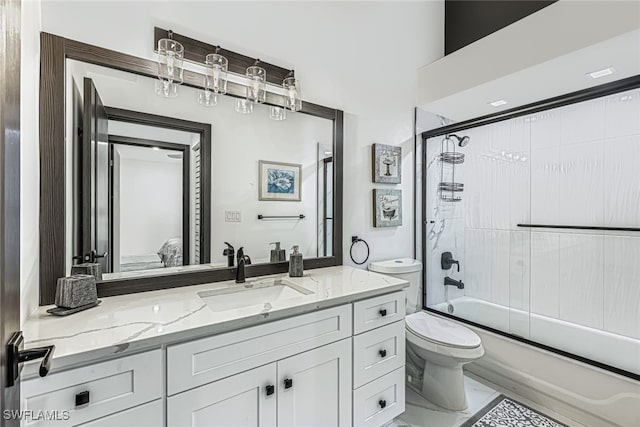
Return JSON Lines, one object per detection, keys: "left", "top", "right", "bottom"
{"left": 75, "top": 390, "right": 90, "bottom": 407}
{"left": 284, "top": 378, "right": 293, "bottom": 389}
{"left": 379, "top": 399, "right": 387, "bottom": 409}
{"left": 379, "top": 309, "right": 387, "bottom": 317}
{"left": 266, "top": 385, "right": 275, "bottom": 396}
{"left": 379, "top": 349, "right": 387, "bottom": 358}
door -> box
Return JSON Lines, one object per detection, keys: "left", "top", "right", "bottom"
{"left": 167, "top": 363, "right": 277, "bottom": 427}
{"left": 78, "top": 77, "right": 110, "bottom": 271}
{"left": 277, "top": 339, "right": 352, "bottom": 427}
{"left": 1, "top": 0, "right": 22, "bottom": 423}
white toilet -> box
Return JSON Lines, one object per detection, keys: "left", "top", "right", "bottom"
{"left": 369, "top": 258, "right": 484, "bottom": 411}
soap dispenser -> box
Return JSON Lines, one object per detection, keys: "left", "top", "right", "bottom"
{"left": 269, "top": 242, "right": 286, "bottom": 263}
{"left": 289, "top": 245, "right": 304, "bottom": 277}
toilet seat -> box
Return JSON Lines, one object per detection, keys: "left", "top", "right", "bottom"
{"left": 406, "top": 311, "right": 481, "bottom": 349}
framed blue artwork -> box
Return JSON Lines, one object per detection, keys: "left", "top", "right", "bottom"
{"left": 259, "top": 160, "right": 302, "bottom": 201}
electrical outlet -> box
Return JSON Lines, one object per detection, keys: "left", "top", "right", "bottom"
{"left": 225, "top": 211, "right": 241, "bottom": 223}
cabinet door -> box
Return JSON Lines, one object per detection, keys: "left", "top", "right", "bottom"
{"left": 277, "top": 339, "right": 352, "bottom": 427}
{"left": 167, "top": 364, "right": 277, "bottom": 427}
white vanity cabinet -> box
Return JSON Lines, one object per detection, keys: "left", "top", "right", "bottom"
{"left": 168, "top": 339, "right": 352, "bottom": 427}
{"left": 22, "top": 290, "right": 407, "bottom": 427}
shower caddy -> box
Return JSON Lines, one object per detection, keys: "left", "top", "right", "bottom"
{"left": 439, "top": 135, "right": 464, "bottom": 202}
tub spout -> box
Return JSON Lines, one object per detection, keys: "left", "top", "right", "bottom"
{"left": 444, "top": 277, "right": 464, "bottom": 289}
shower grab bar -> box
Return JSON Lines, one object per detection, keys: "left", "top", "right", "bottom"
{"left": 517, "top": 224, "right": 640, "bottom": 232}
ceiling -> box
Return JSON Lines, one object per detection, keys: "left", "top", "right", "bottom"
{"left": 417, "top": 1, "right": 640, "bottom": 122}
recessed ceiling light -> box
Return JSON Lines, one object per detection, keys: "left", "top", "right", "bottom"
{"left": 489, "top": 99, "right": 507, "bottom": 107}
{"left": 152, "top": 147, "right": 160, "bottom": 151}
{"left": 587, "top": 67, "right": 615, "bottom": 79}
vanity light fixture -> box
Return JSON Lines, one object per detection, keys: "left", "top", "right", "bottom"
{"left": 283, "top": 70, "right": 302, "bottom": 112}
{"left": 587, "top": 66, "right": 615, "bottom": 79}
{"left": 198, "top": 48, "right": 228, "bottom": 107}
{"left": 156, "top": 35, "right": 184, "bottom": 98}
{"left": 154, "top": 79, "right": 178, "bottom": 98}
{"left": 489, "top": 99, "right": 507, "bottom": 107}
{"left": 246, "top": 60, "right": 267, "bottom": 104}
{"left": 235, "top": 98, "right": 254, "bottom": 114}
{"left": 269, "top": 106, "right": 287, "bottom": 121}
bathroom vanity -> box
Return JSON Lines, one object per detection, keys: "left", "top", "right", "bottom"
{"left": 20, "top": 267, "right": 407, "bottom": 427}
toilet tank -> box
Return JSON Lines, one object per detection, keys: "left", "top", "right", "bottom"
{"left": 368, "top": 258, "right": 423, "bottom": 314}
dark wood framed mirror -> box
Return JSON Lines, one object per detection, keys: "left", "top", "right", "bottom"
{"left": 39, "top": 32, "right": 344, "bottom": 305}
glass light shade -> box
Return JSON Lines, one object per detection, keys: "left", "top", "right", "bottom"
{"left": 197, "top": 89, "right": 218, "bottom": 107}
{"left": 205, "top": 53, "right": 228, "bottom": 95}
{"left": 245, "top": 65, "right": 266, "bottom": 103}
{"left": 157, "top": 38, "right": 184, "bottom": 85}
{"left": 269, "top": 106, "right": 287, "bottom": 121}
{"left": 235, "top": 99, "right": 254, "bottom": 114}
{"left": 155, "top": 79, "right": 179, "bottom": 98}
{"left": 283, "top": 76, "right": 302, "bottom": 111}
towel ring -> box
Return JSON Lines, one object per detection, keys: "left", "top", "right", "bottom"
{"left": 349, "top": 236, "right": 370, "bottom": 266}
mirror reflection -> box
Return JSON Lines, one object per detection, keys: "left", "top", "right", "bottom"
{"left": 65, "top": 59, "right": 335, "bottom": 281}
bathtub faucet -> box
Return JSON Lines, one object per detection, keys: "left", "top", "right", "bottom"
{"left": 444, "top": 277, "right": 464, "bottom": 289}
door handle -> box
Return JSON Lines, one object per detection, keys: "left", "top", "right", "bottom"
{"left": 6, "top": 331, "right": 55, "bottom": 387}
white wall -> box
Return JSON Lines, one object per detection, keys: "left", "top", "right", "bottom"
{"left": 20, "top": 0, "right": 42, "bottom": 324}
{"left": 117, "top": 149, "right": 183, "bottom": 258}
{"left": 40, "top": 0, "right": 445, "bottom": 269}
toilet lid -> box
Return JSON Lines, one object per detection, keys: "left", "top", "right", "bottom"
{"left": 406, "top": 312, "right": 481, "bottom": 349}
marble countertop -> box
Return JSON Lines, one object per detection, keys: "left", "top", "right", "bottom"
{"left": 22, "top": 266, "right": 408, "bottom": 377}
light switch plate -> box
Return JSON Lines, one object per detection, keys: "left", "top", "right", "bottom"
{"left": 225, "top": 210, "right": 241, "bottom": 223}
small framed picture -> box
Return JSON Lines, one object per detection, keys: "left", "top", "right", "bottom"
{"left": 259, "top": 160, "right": 302, "bottom": 201}
{"left": 373, "top": 189, "right": 402, "bottom": 227}
{"left": 372, "top": 143, "right": 401, "bottom": 184}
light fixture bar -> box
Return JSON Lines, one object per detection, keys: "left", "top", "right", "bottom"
{"left": 587, "top": 67, "right": 615, "bottom": 79}
{"left": 154, "top": 27, "right": 291, "bottom": 86}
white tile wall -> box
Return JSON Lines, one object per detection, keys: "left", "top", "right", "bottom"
{"left": 558, "top": 233, "right": 605, "bottom": 329}
{"left": 603, "top": 235, "right": 640, "bottom": 339}
{"left": 558, "top": 141, "right": 605, "bottom": 225}
{"left": 427, "top": 87, "right": 640, "bottom": 345}
{"left": 531, "top": 232, "right": 560, "bottom": 318}
{"left": 603, "top": 135, "right": 640, "bottom": 227}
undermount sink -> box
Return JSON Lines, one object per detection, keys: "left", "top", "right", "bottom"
{"left": 197, "top": 277, "right": 314, "bottom": 312}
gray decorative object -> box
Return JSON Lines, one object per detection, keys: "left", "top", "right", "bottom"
{"left": 372, "top": 143, "right": 401, "bottom": 184}
{"left": 373, "top": 189, "right": 402, "bottom": 227}
{"left": 288, "top": 245, "right": 304, "bottom": 277}
{"left": 71, "top": 262, "right": 103, "bottom": 282}
{"left": 54, "top": 274, "right": 98, "bottom": 309}
{"left": 259, "top": 160, "right": 302, "bottom": 201}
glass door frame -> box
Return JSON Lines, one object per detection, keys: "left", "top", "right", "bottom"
{"left": 420, "top": 74, "right": 640, "bottom": 382}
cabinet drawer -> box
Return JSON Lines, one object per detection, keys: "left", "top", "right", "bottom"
{"left": 168, "top": 304, "right": 352, "bottom": 394}
{"left": 353, "top": 292, "right": 405, "bottom": 334}
{"left": 21, "top": 350, "right": 162, "bottom": 427}
{"left": 353, "top": 321, "right": 405, "bottom": 388}
{"left": 353, "top": 367, "right": 405, "bottom": 427}
{"left": 78, "top": 400, "right": 162, "bottom": 427}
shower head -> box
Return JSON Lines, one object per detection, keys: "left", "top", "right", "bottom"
{"left": 449, "top": 134, "right": 470, "bottom": 147}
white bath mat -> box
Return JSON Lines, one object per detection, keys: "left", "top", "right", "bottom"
{"left": 461, "top": 395, "right": 567, "bottom": 427}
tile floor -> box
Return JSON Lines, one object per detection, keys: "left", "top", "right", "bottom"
{"left": 390, "top": 372, "right": 586, "bottom": 427}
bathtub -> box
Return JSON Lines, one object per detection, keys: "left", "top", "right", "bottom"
{"left": 431, "top": 297, "right": 640, "bottom": 427}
